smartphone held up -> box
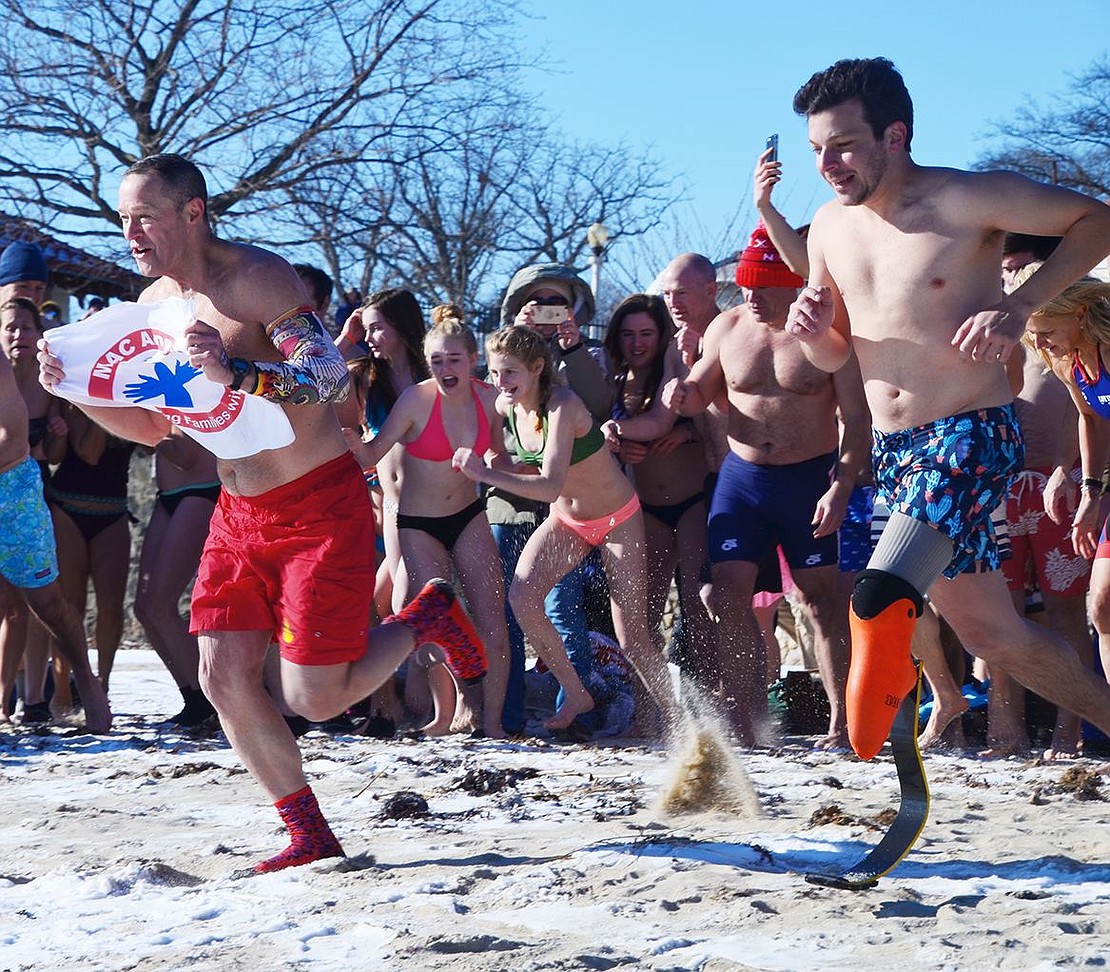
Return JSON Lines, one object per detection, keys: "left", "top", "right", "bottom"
{"left": 531, "top": 303, "right": 569, "bottom": 326}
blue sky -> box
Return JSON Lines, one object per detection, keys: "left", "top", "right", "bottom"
{"left": 516, "top": 0, "right": 1109, "bottom": 285}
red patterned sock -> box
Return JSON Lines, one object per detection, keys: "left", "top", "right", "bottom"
{"left": 253, "top": 785, "right": 344, "bottom": 874}
{"left": 385, "top": 578, "right": 487, "bottom": 684}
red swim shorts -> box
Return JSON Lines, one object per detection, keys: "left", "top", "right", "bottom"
{"left": 1001, "top": 467, "right": 1090, "bottom": 597}
{"left": 190, "top": 453, "right": 375, "bottom": 665}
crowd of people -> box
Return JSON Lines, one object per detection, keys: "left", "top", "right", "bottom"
{"left": 2, "top": 55, "right": 1110, "bottom": 873}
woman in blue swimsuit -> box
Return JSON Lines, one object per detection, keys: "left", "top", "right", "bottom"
{"left": 1021, "top": 268, "right": 1110, "bottom": 691}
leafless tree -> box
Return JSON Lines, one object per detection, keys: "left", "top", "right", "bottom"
{"left": 975, "top": 58, "right": 1110, "bottom": 198}
{"left": 268, "top": 98, "right": 680, "bottom": 317}
{"left": 0, "top": 0, "right": 525, "bottom": 254}
{"left": 369, "top": 126, "right": 680, "bottom": 315}
{"left": 0, "top": 0, "right": 681, "bottom": 313}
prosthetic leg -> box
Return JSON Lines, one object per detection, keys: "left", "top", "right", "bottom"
{"left": 846, "top": 569, "right": 923, "bottom": 760}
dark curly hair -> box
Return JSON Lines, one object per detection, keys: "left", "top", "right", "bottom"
{"left": 793, "top": 57, "right": 914, "bottom": 152}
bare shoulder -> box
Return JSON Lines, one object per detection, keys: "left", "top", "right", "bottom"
{"left": 940, "top": 167, "right": 1021, "bottom": 209}
{"left": 474, "top": 378, "right": 499, "bottom": 402}
{"left": 662, "top": 340, "right": 687, "bottom": 378}
{"left": 138, "top": 278, "right": 180, "bottom": 304}
{"left": 209, "top": 240, "right": 311, "bottom": 328}
{"left": 474, "top": 379, "right": 502, "bottom": 411}
{"left": 547, "top": 383, "right": 585, "bottom": 423}
{"left": 808, "top": 198, "right": 852, "bottom": 237}
{"left": 704, "top": 307, "right": 742, "bottom": 344}
{"left": 941, "top": 166, "right": 1103, "bottom": 229}
{"left": 398, "top": 377, "right": 436, "bottom": 411}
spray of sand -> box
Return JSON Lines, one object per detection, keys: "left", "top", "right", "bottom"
{"left": 655, "top": 685, "right": 761, "bottom": 819}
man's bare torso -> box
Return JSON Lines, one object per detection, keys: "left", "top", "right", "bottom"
{"left": 720, "top": 306, "right": 839, "bottom": 464}
{"left": 0, "top": 355, "right": 29, "bottom": 473}
{"left": 143, "top": 242, "right": 345, "bottom": 496}
{"left": 819, "top": 168, "right": 1014, "bottom": 432}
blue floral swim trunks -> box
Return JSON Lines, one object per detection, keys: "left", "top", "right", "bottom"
{"left": 0, "top": 456, "right": 59, "bottom": 589}
{"left": 872, "top": 404, "right": 1024, "bottom": 579}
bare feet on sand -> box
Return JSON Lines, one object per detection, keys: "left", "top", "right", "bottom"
{"left": 1042, "top": 743, "right": 1084, "bottom": 761}
{"left": 77, "top": 677, "right": 112, "bottom": 734}
{"left": 813, "top": 728, "right": 850, "bottom": 752}
{"left": 918, "top": 694, "right": 969, "bottom": 751}
{"left": 979, "top": 728, "right": 1030, "bottom": 759}
{"left": 421, "top": 714, "right": 454, "bottom": 736}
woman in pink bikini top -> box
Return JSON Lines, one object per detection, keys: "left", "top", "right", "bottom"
{"left": 341, "top": 312, "right": 510, "bottom": 740}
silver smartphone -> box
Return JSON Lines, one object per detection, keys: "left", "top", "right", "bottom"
{"left": 766, "top": 133, "right": 778, "bottom": 162}
{"left": 532, "top": 304, "right": 569, "bottom": 326}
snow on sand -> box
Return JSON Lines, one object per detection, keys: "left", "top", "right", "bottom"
{"left": 1, "top": 649, "right": 1108, "bottom": 971}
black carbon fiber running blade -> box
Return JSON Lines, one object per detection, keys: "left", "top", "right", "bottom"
{"left": 805, "top": 667, "right": 930, "bottom": 890}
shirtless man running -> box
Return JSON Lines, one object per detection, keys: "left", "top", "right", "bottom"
{"left": 786, "top": 57, "right": 1110, "bottom": 760}
{"left": 39, "top": 154, "right": 485, "bottom": 872}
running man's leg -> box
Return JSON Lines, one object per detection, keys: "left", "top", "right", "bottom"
{"left": 928, "top": 570, "right": 1110, "bottom": 739}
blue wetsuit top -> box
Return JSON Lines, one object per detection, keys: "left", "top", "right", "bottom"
{"left": 1072, "top": 350, "right": 1110, "bottom": 420}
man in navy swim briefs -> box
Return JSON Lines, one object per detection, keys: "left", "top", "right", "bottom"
{"left": 664, "top": 223, "right": 870, "bottom": 748}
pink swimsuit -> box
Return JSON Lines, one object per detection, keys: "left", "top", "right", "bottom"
{"left": 405, "top": 380, "right": 491, "bottom": 462}
{"left": 552, "top": 494, "right": 641, "bottom": 547}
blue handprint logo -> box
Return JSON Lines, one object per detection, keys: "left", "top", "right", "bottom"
{"left": 123, "top": 360, "right": 203, "bottom": 408}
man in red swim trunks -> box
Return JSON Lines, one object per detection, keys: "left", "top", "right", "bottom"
{"left": 39, "top": 154, "right": 486, "bottom": 873}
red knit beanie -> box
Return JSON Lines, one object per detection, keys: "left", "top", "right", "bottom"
{"left": 734, "top": 222, "right": 805, "bottom": 289}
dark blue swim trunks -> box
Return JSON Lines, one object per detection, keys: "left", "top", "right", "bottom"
{"left": 707, "top": 449, "right": 839, "bottom": 570}
{"left": 872, "top": 404, "right": 1024, "bottom": 579}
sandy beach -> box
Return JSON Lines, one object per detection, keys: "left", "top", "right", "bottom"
{"left": 1, "top": 647, "right": 1108, "bottom": 971}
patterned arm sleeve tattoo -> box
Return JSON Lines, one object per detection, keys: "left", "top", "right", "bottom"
{"left": 251, "top": 306, "right": 350, "bottom": 404}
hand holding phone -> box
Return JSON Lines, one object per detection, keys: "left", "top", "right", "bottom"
{"left": 755, "top": 134, "right": 782, "bottom": 211}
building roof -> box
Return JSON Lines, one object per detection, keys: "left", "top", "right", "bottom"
{"left": 0, "top": 215, "right": 145, "bottom": 301}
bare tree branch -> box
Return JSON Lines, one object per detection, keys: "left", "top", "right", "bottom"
{"left": 0, "top": 0, "right": 525, "bottom": 250}
{"left": 975, "top": 57, "right": 1110, "bottom": 198}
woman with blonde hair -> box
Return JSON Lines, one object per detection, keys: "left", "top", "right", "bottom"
{"left": 454, "top": 325, "right": 674, "bottom": 734}
{"left": 343, "top": 308, "right": 509, "bottom": 737}
{"left": 1021, "top": 266, "right": 1110, "bottom": 698}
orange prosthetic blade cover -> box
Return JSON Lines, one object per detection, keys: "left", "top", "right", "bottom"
{"left": 846, "top": 599, "right": 919, "bottom": 760}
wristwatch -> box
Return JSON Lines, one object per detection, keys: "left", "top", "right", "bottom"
{"left": 228, "top": 357, "right": 252, "bottom": 392}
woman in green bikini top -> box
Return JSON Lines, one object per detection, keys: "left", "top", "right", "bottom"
{"left": 507, "top": 405, "right": 604, "bottom": 468}
{"left": 452, "top": 324, "right": 675, "bottom": 736}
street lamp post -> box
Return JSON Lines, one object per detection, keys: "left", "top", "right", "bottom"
{"left": 586, "top": 221, "right": 610, "bottom": 342}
